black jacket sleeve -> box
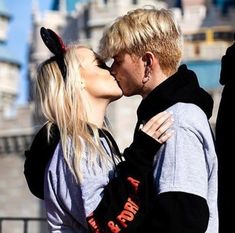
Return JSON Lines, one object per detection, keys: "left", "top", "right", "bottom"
{"left": 139, "top": 192, "right": 210, "bottom": 233}
{"left": 87, "top": 130, "right": 161, "bottom": 233}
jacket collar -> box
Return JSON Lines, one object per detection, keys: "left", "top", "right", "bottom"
{"left": 137, "top": 64, "right": 213, "bottom": 124}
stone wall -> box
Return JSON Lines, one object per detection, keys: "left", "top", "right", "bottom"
{"left": 0, "top": 104, "right": 49, "bottom": 233}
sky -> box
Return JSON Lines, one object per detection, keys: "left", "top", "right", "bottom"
{"left": 5, "top": 0, "right": 52, "bottom": 105}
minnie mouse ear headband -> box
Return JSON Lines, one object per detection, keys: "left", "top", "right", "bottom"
{"left": 40, "top": 27, "right": 67, "bottom": 82}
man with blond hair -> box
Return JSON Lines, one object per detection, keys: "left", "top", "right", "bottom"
{"left": 89, "top": 7, "right": 218, "bottom": 233}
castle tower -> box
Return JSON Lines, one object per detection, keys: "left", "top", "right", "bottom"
{"left": 0, "top": 0, "right": 33, "bottom": 156}
{"left": 28, "top": 0, "right": 83, "bottom": 107}
{"left": 0, "top": 1, "right": 44, "bottom": 232}
{"left": 0, "top": 0, "right": 20, "bottom": 115}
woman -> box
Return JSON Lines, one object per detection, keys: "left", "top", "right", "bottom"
{"left": 26, "top": 28, "right": 174, "bottom": 233}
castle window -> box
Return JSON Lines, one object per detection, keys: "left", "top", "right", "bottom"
{"left": 184, "top": 32, "right": 206, "bottom": 42}
{"left": 192, "top": 33, "right": 206, "bottom": 42}
{"left": 213, "top": 31, "right": 234, "bottom": 41}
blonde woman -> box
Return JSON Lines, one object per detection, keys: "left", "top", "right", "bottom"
{"left": 24, "top": 28, "right": 173, "bottom": 233}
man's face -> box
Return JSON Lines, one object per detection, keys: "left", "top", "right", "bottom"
{"left": 110, "top": 53, "right": 145, "bottom": 97}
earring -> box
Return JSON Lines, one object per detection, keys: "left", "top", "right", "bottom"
{"left": 142, "top": 67, "right": 151, "bottom": 84}
{"left": 80, "top": 81, "right": 85, "bottom": 90}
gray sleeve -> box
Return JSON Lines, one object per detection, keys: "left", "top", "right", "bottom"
{"left": 44, "top": 145, "right": 89, "bottom": 233}
{"left": 153, "top": 103, "right": 217, "bottom": 200}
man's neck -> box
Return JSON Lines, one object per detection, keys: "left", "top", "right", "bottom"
{"left": 141, "top": 71, "right": 169, "bottom": 99}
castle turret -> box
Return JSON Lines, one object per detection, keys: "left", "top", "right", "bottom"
{"left": 0, "top": 1, "right": 37, "bottom": 227}
{"left": 0, "top": 0, "right": 21, "bottom": 116}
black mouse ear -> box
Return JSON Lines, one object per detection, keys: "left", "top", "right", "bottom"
{"left": 40, "top": 27, "right": 66, "bottom": 57}
{"left": 40, "top": 27, "right": 67, "bottom": 82}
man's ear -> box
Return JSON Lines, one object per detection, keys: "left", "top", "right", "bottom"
{"left": 142, "top": 52, "right": 154, "bottom": 67}
{"left": 142, "top": 52, "right": 154, "bottom": 84}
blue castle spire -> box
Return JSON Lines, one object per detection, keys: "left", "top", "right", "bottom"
{"left": 51, "top": 0, "right": 88, "bottom": 13}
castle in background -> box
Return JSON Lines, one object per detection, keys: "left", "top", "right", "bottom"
{"left": 0, "top": 0, "right": 235, "bottom": 232}
{"left": 0, "top": 0, "right": 33, "bottom": 158}
{"left": 28, "top": 0, "right": 235, "bottom": 149}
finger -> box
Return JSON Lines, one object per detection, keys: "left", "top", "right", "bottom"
{"left": 142, "top": 111, "right": 173, "bottom": 133}
{"left": 154, "top": 117, "right": 174, "bottom": 139}
{"left": 142, "top": 111, "right": 169, "bottom": 131}
{"left": 157, "top": 130, "right": 174, "bottom": 144}
{"left": 143, "top": 113, "right": 174, "bottom": 137}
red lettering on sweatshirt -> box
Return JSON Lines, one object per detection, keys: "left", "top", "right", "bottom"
{"left": 127, "top": 176, "right": 140, "bottom": 193}
{"left": 115, "top": 197, "right": 139, "bottom": 229}
{"left": 87, "top": 214, "right": 101, "bottom": 233}
{"left": 124, "top": 197, "right": 139, "bottom": 214}
{"left": 107, "top": 221, "right": 121, "bottom": 233}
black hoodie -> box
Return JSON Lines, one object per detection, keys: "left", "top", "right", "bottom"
{"left": 135, "top": 64, "right": 213, "bottom": 130}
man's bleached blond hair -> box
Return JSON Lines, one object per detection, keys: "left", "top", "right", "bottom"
{"left": 99, "top": 7, "right": 183, "bottom": 76}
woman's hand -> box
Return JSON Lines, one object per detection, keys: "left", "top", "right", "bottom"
{"left": 140, "top": 111, "right": 174, "bottom": 143}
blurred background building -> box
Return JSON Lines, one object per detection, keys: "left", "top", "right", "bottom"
{"left": 1, "top": 0, "right": 235, "bottom": 232}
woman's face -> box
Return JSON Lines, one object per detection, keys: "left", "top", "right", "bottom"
{"left": 78, "top": 47, "right": 123, "bottom": 102}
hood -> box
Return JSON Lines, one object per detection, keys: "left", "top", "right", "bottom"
{"left": 24, "top": 124, "right": 60, "bottom": 199}
{"left": 137, "top": 64, "right": 214, "bottom": 124}
{"left": 24, "top": 124, "right": 119, "bottom": 200}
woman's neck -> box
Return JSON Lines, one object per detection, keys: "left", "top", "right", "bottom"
{"left": 85, "top": 98, "right": 108, "bottom": 128}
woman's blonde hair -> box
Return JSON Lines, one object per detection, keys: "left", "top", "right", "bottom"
{"left": 36, "top": 44, "right": 117, "bottom": 182}
{"left": 99, "top": 7, "right": 183, "bottom": 76}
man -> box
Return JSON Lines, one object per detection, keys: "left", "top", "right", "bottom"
{"left": 92, "top": 7, "right": 218, "bottom": 233}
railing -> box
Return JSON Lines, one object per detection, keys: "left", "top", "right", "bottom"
{"left": 0, "top": 217, "right": 47, "bottom": 233}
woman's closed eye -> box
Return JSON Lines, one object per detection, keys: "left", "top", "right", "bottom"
{"left": 94, "top": 55, "right": 109, "bottom": 70}
{"left": 97, "top": 62, "right": 109, "bottom": 69}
